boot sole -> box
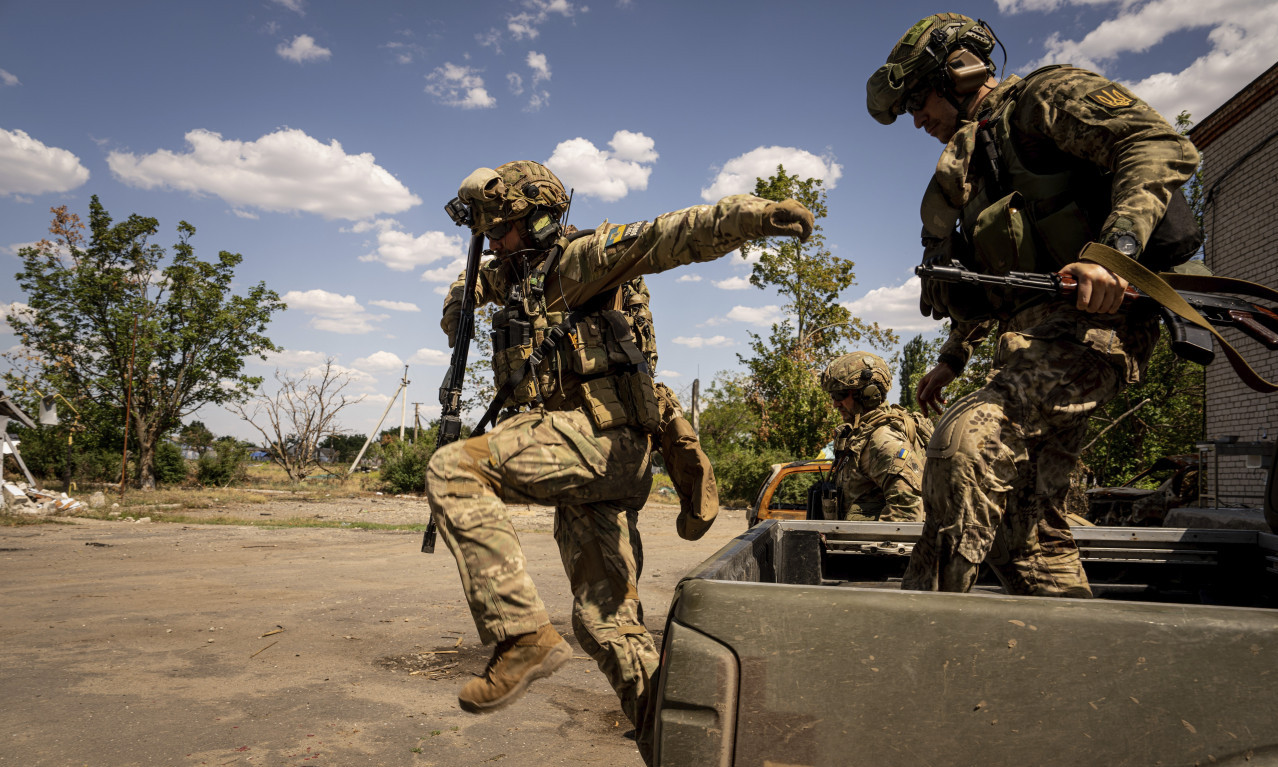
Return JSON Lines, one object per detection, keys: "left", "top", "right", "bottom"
{"left": 459, "top": 641, "right": 573, "bottom": 714}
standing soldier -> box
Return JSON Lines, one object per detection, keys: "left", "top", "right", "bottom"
{"left": 819, "top": 352, "right": 929, "bottom": 522}
{"left": 866, "top": 14, "right": 1201, "bottom": 595}
{"left": 428, "top": 160, "right": 812, "bottom": 751}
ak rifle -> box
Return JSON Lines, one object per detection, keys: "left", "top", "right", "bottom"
{"left": 421, "top": 211, "right": 485, "bottom": 554}
{"left": 916, "top": 263, "right": 1278, "bottom": 366}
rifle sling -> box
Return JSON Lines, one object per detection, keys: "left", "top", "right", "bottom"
{"left": 1079, "top": 242, "right": 1278, "bottom": 393}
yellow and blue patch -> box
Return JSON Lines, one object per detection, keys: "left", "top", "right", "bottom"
{"left": 896, "top": 448, "right": 909, "bottom": 460}
{"left": 604, "top": 220, "right": 650, "bottom": 248}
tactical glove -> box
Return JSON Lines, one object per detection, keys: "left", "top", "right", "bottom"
{"left": 761, "top": 199, "right": 814, "bottom": 242}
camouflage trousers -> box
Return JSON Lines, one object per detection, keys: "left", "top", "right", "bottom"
{"left": 425, "top": 408, "right": 659, "bottom": 727}
{"left": 903, "top": 308, "right": 1157, "bottom": 596}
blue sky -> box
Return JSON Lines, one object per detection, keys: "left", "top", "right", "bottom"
{"left": 1, "top": 0, "right": 1273, "bottom": 441}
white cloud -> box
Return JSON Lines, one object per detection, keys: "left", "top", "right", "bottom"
{"left": 840, "top": 276, "right": 943, "bottom": 335}
{"left": 527, "top": 90, "right": 550, "bottom": 111}
{"left": 676, "top": 274, "right": 702, "bottom": 283}
{"left": 409, "top": 347, "right": 450, "bottom": 366}
{"left": 0, "top": 128, "right": 89, "bottom": 197}
{"left": 1014, "top": 0, "right": 1278, "bottom": 121}
{"left": 350, "top": 218, "right": 464, "bottom": 272}
{"left": 701, "top": 146, "right": 843, "bottom": 202}
{"left": 5, "top": 241, "right": 40, "bottom": 258}
{"left": 281, "top": 289, "right": 388, "bottom": 334}
{"left": 609, "top": 130, "right": 658, "bottom": 164}
{"left": 508, "top": 0, "right": 579, "bottom": 40}
{"left": 0, "top": 69, "right": 19, "bottom": 87}
{"left": 477, "top": 29, "right": 504, "bottom": 54}
{"left": 713, "top": 275, "right": 753, "bottom": 290}
{"left": 426, "top": 63, "right": 496, "bottom": 109}
{"left": 107, "top": 128, "right": 420, "bottom": 220}
{"left": 421, "top": 256, "right": 467, "bottom": 283}
{"left": 368, "top": 300, "right": 420, "bottom": 312}
{"left": 277, "top": 34, "right": 330, "bottom": 63}
{"left": 672, "top": 335, "right": 734, "bottom": 348}
{"left": 547, "top": 130, "right": 657, "bottom": 202}
{"left": 527, "top": 51, "right": 551, "bottom": 84}
{"left": 725, "top": 305, "right": 783, "bottom": 326}
{"left": 258, "top": 348, "right": 328, "bottom": 371}
{"left": 272, "top": 0, "right": 305, "bottom": 14}
{"left": 656, "top": 369, "right": 682, "bottom": 378}
{"left": 352, "top": 351, "right": 405, "bottom": 371}
{"left": 507, "top": 72, "right": 524, "bottom": 94}
{"left": 2, "top": 301, "right": 32, "bottom": 332}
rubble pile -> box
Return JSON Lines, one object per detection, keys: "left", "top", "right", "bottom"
{"left": 1, "top": 482, "right": 105, "bottom": 516}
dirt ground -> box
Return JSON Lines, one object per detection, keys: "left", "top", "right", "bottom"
{"left": 0, "top": 497, "right": 746, "bottom": 767}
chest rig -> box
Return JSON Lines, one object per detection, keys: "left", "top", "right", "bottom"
{"left": 485, "top": 234, "right": 660, "bottom": 434}
{"left": 960, "top": 67, "right": 1200, "bottom": 281}
{"left": 960, "top": 67, "right": 1105, "bottom": 278}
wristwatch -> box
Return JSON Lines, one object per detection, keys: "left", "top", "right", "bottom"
{"left": 1110, "top": 233, "right": 1139, "bottom": 256}
{"left": 1104, "top": 222, "right": 1140, "bottom": 257}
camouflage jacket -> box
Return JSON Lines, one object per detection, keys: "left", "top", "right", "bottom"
{"left": 831, "top": 404, "right": 927, "bottom": 522}
{"left": 440, "top": 194, "right": 784, "bottom": 421}
{"left": 918, "top": 66, "right": 1199, "bottom": 371}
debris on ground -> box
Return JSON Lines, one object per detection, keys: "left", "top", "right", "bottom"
{"left": 1, "top": 481, "right": 85, "bottom": 516}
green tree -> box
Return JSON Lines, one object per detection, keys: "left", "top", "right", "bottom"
{"left": 7, "top": 198, "right": 285, "bottom": 489}
{"left": 696, "top": 372, "right": 792, "bottom": 506}
{"left": 897, "top": 335, "right": 933, "bottom": 410}
{"left": 736, "top": 166, "right": 897, "bottom": 458}
{"left": 179, "top": 421, "right": 216, "bottom": 456}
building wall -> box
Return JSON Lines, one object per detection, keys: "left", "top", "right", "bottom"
{"left": 1199, "top": 90, "right": 1278, "bottom": 506}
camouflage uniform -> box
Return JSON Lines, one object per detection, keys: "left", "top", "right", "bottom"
{"left": 902, "top": 66, "right": 1199, "bottom": 595}
{"left": 831, "top": 403, "right": 927, "bottom": 522}
{"left": 428, "top": 192, "right": 810, "bottom": 730}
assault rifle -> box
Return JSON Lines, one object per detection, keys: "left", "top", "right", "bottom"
{"left": 915, "top": 263, "right": 1278, "bottom": 367}
{"left": 421, "top": 203, "right": 484, "bottom": 554}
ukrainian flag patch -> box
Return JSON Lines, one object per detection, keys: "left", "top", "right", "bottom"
{"left": 604, "top": 221, "right": 650, "bottom": 248}
{"left": 897, "top": 448, "right": 909, "bottom": 459}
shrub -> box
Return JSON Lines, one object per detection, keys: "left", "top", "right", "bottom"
{"left": 706, "top": 445, "right": 793, "bottom": 507}
{"left": 379, "top": 440, "right": 434, "bottom": 494}
{"left": 153, "top": 441, "right": 190, "bottom": 487}
{"left": 197, "top": 438, "right": 250, "bottom": 487}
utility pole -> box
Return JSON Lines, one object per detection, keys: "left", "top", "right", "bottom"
{"left": 398, "top": 365, "right": 410, "bottom": 442}
{"left": 411, "top": 402, "right": 423, "bottom": 443}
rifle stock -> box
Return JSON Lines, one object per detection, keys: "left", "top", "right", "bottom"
{"left": 421, "top": 231, "right": 485, "bottom": 554}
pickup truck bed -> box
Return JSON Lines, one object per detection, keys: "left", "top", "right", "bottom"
{"left": 653, "top": 521, "right": 1278, "bottom": 767}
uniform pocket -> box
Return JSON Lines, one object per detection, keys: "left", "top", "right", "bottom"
{"left": 620, "top": 371, "right": 661, "bottom": 432}
{"left": 498, "top": 345, "right": 538, "bottom": 404}
{"left": 579, "top": 377, "right": 630, "bottom": 431}
{"left": 972, "top": 191, "right": 1036, "bottom": 275}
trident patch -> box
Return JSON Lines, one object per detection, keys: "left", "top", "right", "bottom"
{"left": 1086, "top": 84, "right": 1136, "bottom": 110}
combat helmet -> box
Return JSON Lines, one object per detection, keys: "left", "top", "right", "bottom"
{"left": 866, "top": 13, "right": 997, "bottom": 125}
{"left": 455, "top": 160, "right": 570, "bottom": 238}
{"left": 821, "top": 352, "right": 892, "bottom": 411}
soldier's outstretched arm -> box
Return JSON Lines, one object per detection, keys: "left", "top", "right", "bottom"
{"left": 554, "top": 195, "right": 813, "bottom": 304}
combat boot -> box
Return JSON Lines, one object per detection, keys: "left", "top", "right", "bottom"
{"left": 458, "top": 623, "right": 571, "bottom": 713}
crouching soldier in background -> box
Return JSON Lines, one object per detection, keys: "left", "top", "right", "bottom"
{"left": 820, "top": 352, "right": 930, "bottom": 522}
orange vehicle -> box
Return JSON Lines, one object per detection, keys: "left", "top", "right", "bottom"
{"left": 745, "top": 459, "right": 833, "bottom": 527}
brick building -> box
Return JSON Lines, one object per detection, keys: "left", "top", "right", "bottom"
{"left": 1187, "top": 62, "right": 1278, "bottom": 507}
